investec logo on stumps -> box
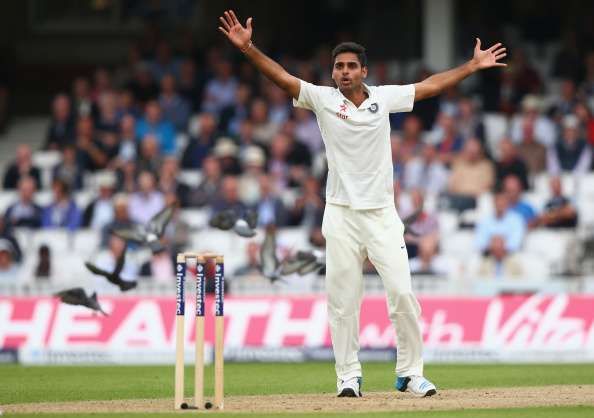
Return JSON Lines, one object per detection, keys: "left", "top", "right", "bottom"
{"left": 176, "top": 263, "right": 185, "bottom": 316}
{"left": 215, "top": 263, "right": 224, "bottom": 316}
{"left": 196, "top": 263, "right": 205, "bottom": 317}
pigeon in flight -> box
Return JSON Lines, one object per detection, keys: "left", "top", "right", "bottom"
{"left": 210, "top": 208, "right": 258, "bottom": 238}
{"left": 84, "top": 249, "right": 137, "bottom": 292}
{"left": 113, "top": 204, "right": 175, "bottom": 253}
{"left": 54, "top": 288, "right": 108, "bottom": 316}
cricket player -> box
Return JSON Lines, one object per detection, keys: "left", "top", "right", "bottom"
{"left": 218, "top": 9, "right": 506, "bottom": 397}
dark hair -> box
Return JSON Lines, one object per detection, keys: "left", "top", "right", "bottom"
{"left": 332, "top": 42, "right": 367, "bottom": 68}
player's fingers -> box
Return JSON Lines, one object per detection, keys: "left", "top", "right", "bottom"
{"left": 219, "top": 16, "right": 231, "bottom": 31}
{"left": 475, "top": 37, "right": 481, "bottom": 51}
{"left": 494, "top": 63, "right": 507, "bottom": 67}
{"left": 246, "top": 17, "right": 253, "bottom": 31}
{"left": 487, "top": 42, "right": 502, "bottom": 52}
{"left": 495, "top": 53, "right": 507, "bottom": 60}
{"left": 223, "top": 11, "right": 234, "bottom": 27}
{"left": 492, "top": 47, "right": 506, "bottom": 55}
{"left": 218, "top": 27, "right": 229, "bottom": 36}
{"left": 229, "top": 10, "right": 241, "bottom": 26}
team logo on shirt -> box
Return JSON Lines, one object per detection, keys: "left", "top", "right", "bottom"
{"left": 336, "top": 103, "right": 349, "bottom": 119}
{"left": 368, "top": 102, "right": 379, "bottom": 113}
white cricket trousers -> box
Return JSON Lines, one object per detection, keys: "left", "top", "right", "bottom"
{"left": 322, "top": 203, "right": 424, "bottom": 381}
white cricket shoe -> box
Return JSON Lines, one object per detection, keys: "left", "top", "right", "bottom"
{"left": 337, "top": 376, "right": 363, "bottom": 397}
{"left": 395, "top": 375, "right": 437, "bottom": 397}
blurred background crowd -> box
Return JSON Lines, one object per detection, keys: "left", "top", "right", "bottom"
{"left": 1, "top": 0, "right": 594, "bottom": 294}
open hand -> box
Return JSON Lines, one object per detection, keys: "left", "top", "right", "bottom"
{"left": 218, "top": 10, "right": 252, "bottom": 51}
{"left": 472, "top": 38, "right": 507, "bottom": 70}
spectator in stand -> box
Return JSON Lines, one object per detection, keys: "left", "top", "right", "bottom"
{"left": 238, "top": 146, "right": 266, "bottom": 207}
{"left": 579, "top": 51, "right": 594, "bottom": 99}
{"left": 3, "top": 144, "right": 41, "bottom": 190}
{"left": 250, "top": 97, "right": 280, "bottom": 145}
{"left": 547, "top": 114, "right": 592, "bottom": 175}
{"left": 149, "top": 41, "right": 181, "bottom": 82}
{"left": 266, "top": 83, "right": 290, "bottom": 125}
{"left": 128, "top": 170, "right": 164, "bottom": 224}
{"left": 91, "top": 235, "right": 138, "bottom": 292}
{"left": 52, "top": 144, "right": 84, "bottom": 191}
{"left": 289, "top": 176, "right": 324, "bottom": 227}
{"left": 222, "top": 83, "right": 251, "bottom": 134}
{"left": 409, "top": 237, "right": 450, "bottom": 276}
{"left": 95, "top": 91, "right": 119, "bottom": 137}
{"left": 82, "top": 172, "right": 116, "bottom": 230}
{"left": 211, "top": 175, "right": 247, "bottom": 215}
{"left": 432, "top": 111, "right": 464, "bottom": 165}
{"left": 475, "top": 192, "right": 525, "bottom": 254}
{"left": 399, "top": 115, "right": 424, "bottom": 162}
{"left": 91, "top": 68, "right": 113, "bottom": 102}
{"left": 116, "top": 160, "right": 137, "bottom": 194}
{"left": 294, "top": 107, "right": 323, "bottom": 155}
{"left": 457, "top": 97, "right": 485, "bottom": 141}
{"left": 548, "top": 79, "right": 579, "bottom": 122}
{"left": 189, "top": 155, "right": 222, "bottom": 207}
{"left": 42, "top": 178, "right": 82, "bottom": 230}
{"left": 534, "top": 176, "right": 578, "bottom": 228}
{"left": 475, "top": 235, "right": 523, "bottom": 278}
{"left": 213, "top": 137, "right": 242, "bottom": 176}
{"left": 0, "top": 238, "right": 20, "bottom": 283}
{"left": 115, "top": 88, "right": 142, "bottom": 120}
{"left": 45, "top": 94, "right": 75, "bottom": 150}
{"left": 135, "top": 100, "right": 176, "bottom": 155}
{"left": 158, "top": 157, "right": 190, "bottom": 207}
{"left": 127, "top": 63, "right": 159, "bottom": 105}
{"left": 402, "top": 189, "right": 439, "bottom": 259}
{"left": 113, "top": 44, "right": 142, "bottom": 88}
{"left": 516, "top": 116, "right": 548, "bottom": 176}
{"left": 137, "top": 134, "right": 162, "bottom": 174}
{"left": 502, "top": 175, "right": 536, "bottom": 226}
{"left": 280, "top": 120, "right": 312, "bottom": 168}
{"left": 202, "top": 59, "right": 238, "bottom": 115}
{"left": 4, "top": 176, "right": 43, "bottom": 229}
{"left": 447, "top": 138, "right": 494, "bottom": 211}
{"left": 71, "top": 76, "right": 96, "bottom": 118}
{"left": 178, "top": 58, "right": 202, "bottom": 113}
{"left": 116, "top": 115, "right": 138, "bottom": 164}
{"left": 181, "top": 112, "right": 218, "bottom": 169}
{"left": 75, "top": 116, "right": 108, "bottom": 172}
{"left": 510, "top": 95, "right": 556, "bottom": 147}
{"left": 495, "top": 138, "right": 529, "bottom": 190}
{"left": 102, "top": 193, "right": 134, "bottom": 247}
{"left": 254, "top": 174, "right": 287, "bottom": 227}
{"left": 159, "top": 74, "right": 191, "bottom": 131}
{"left": 268, "top": 132, "right": 292, "bottom": 190}
{"left": 403, "top": 143, "right": 448, "bottom": 195}
{"left": 574, "top": 102, "right": 594, "bottom": 146}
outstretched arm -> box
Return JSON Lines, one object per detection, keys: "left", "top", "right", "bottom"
{"left": 414, "top": 38, "right": 507, "bottom": 101}
{"left": 218, "top": 10, "right": 300, "bottom": 99}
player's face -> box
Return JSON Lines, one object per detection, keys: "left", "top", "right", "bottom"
{"left": 332, "top": 52, "right": 367, "bottom": 92}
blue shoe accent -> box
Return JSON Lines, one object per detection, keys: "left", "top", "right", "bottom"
{"left": 395, "top": 376, "right": 410, "bottom": 392}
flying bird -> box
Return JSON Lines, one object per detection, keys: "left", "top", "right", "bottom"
{"left": 54, "top": 288, "right": 108, "bottom": 316}
{"left": 209, "top": 208, "right": 258, "bottom": 238}
{"left": 84, "top": 249, "right": 136, "bottom": 292}
{"left": 113, "top": 204, "right": 175, "bottom": 253}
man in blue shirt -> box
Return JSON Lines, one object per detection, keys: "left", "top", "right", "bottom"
{"left": 135, "top": 100, "right": 176, "bottom": 155}
{"left": 475, "top": 191, "right": 525, "bottom": 253}
{"left": 503, "top": 174, "right": 536, "bottom": 226}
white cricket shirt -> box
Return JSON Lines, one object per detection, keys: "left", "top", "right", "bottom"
{"left": 293, "top": 80, "right": 415, "bottom": 209}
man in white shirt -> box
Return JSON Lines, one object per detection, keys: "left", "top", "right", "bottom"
{"left": 219, "top": 9, "right": 506, "bottom": 398}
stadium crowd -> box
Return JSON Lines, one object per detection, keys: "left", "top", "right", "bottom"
{"left": 1, "top": 31, "right": 594, "bottom": 286}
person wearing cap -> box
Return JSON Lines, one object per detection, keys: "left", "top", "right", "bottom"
{"left": 214, "top": 137, "right": 241, "bottom": 175}
{"left": 547, "top": 114, "right": 592, "bottom": 176}
{"left": 510, "top": 95, "right": 556, "bottom": 147}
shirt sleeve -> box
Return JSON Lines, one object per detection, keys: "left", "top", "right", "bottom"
{"left": 292, "top": 80, "right": 324, "bottom": 112}
{"left": 378, "top": 84, "right": 415, "bottom": 113}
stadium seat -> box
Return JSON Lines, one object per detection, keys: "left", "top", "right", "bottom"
{"left": 32, "top": 150, "right": 62, "bottom": 189}
{"left": 524, "top": 229, "right": 574, "bottom": 274}
{"left": 72, "top": 229, "right": 101, "bottom": 256}
{"left": 441, "top": 230, "right": 476, "bottom": 258}
{"left": 482, "top": 113, "right": 508, "bottom": 156}
{"left": 178, "top": 170, "right": 203, "bottom": 188}
{"left": 179, "top": 208, "right": 209, "bottom": 230}
{"left": 0, "top": 191, "right": 17, "bottom": 213}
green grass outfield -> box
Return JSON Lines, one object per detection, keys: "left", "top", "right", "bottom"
{"left": 2, "top": 363, "right": 594, "bottom": 417}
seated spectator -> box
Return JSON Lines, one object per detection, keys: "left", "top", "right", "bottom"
{"left": 181, "top": 112, "right": 218, "bottom": 169}
{"left": 201, "top": 59, "right": 238, "bottom": 115}
{"left": 238, "top": 146, "right": 266, "bottom": 206}
{"left": 52, "top": 144, "right": 84, "bottom": 190}
{"left": 475, "top": 235, "right": 523, "bottom": 278}
{"left": 268, "top": 133, "right": 292, "bottom": 190}
{"left": 71, "top": 76, "right": 97, "bottom": 119}
{"left": 4, "top": 176, "right": 43, "bottom": 229}
{"left": 211, "top": 175, "right": 247, "bottom": 216}
{"left": 409, "top": 237, "right": 450, "bottom": 276}
{"left": 213, "top": 137, "right": 241, "bottom": 176}
{"left": 399, "top": 115, "right": 424, "bottom": 162}
{"left": 148, "top": 41, "right": 181, "bottom": 82}
{"left": 34, "top": 244, "right": 51, "bottom": 279}
{"left": 91, "top": 235, "right": 138, "bottom": 292}
{"left": 403, "top": 143, "right": 448, "bottom": 195}
{"left": 289, "top": 176, "right": 324, "bottom": 227}
{"left": 135, "top": 100, "right": 176, "bottom": 155}
{"left": 234, "top": 241, "right": 261, "bottom": 278}
{"left": 534, "top": 176, "right": 578, "bottom": 228}
{"left": 83, "top": 172, "right": 116, "bottom": 230}
{"left": 75, "top": 116, "right": 108, "bottom": 171}
{"left": 547, "top": 115, "right": 592, "bottom": 175}
{"left": 116, "top": 160, "right": 138, "bottom": 194}
{"left": 140, "top": 251, "right": 174, "bottom": 282}
{"left": 475, "top": 192, "right": 525, "bottom": 254}
{"left": 548, "top": 79, "right": 578, "bottom": 122}
{"left": 128, "top": 171, "right": 165, "bottom": 224}
{"left": 574, "top": 102, "right": 594, "bottom": 147}
{"left": 177, "top": 59, "right": 202, "bottom": 113}
{"left": 250, "top": 98, "right": 279, "bottom": 145}
{"left": 159, "top": 73, "right": 191, "bottom": 130}
{"left": 0, "top": 238, "right": 19, "bottom": 283}
{"left": 189, "top": 156, "right": 222, "bottom": 208}
{"left": 446, "top": 139, "right": 494, "bottom": 211}
{"left": 510, "top": 95, "right": 555, "bottom": 147}
{"left": 516, "top": 118, "right": 547, "bottom": 176}
{"left": 91, "top": 68, "right": 113, "bottom": 102}
{"left": 115, "top": 88, "right": 142, "bottom": 120}
{"left": 116, "top": 114, "right": 138, "bottom": 164}
{"left": 495, "top": 138, "right": 529, "bottom": 190}
{"left": 95, "top": 91, "right": 119, "bottom": 137}
{"left": 102, "top": 193, "right": 134, "bottom": 247}
{"left": 45, "top": 94, "right": 75, "bottom": 150}
{"left": 502, "top": 175, "right": 536, "bottom": 226}
{"left": 3, "top": 144, "right": 41, "bottom": 190}
{"left": 402, "top": 189, "right": 439, "bottom": 259}
{"left": 41, "top": 179, "right": 82, "bottom": 230}
{"left": 266, "top": 83, "right": 291, "bottom": 126}
{"left": 158, "top": 157, "right": 190, "bottom": 207}
{"left": 432, "top": 112, "right": 464, "bottom": 166}
{"left": 137, "top": 134, "right": 163, "bottom": 173}
{"left": 280, "top": 120, "right": 312, "bottom": 169}
{"left": 255, "top": 174, "right": 287, "bottom": 227}
{"left": 294, "top": 107, "right": 323, "bottom": 155}
{"left": 222, "top": 83, "right": 251, "bottom": 134}
{"left": 457, "top": 97, "right": 485, "bottom": 141}
{"left": 127, "top": 63, "right": 159, "bottom": 105}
